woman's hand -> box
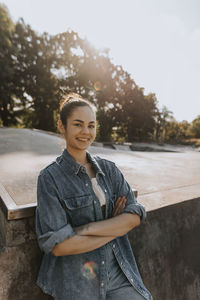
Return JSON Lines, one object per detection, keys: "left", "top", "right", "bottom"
{"left": 112, "top": 196, "right": 126, "bottom": 217}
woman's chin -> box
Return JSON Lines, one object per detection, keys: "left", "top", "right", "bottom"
{"left": 76, "top": 143, "right": 91, "bottom": 151}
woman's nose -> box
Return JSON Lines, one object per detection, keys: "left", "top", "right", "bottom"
{"left": 81, "top": 126, "right": 89, "bottom": 134}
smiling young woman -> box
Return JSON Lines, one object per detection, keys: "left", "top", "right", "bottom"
{"left": 35, "top": 93, "right": 152, "bottom": 300}
{"left": 57, "top": 100, "right": 96, "bottom": 164}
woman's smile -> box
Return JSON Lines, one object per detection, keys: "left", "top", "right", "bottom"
{"left": 76, "top": 137, "right": 90, "bottom": 142}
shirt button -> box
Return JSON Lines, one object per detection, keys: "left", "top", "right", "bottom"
{"left": 85, "top": 183, "right": 88, "bottom": 186}
{"left": 80, "top": 166, "right": 86, "bottom": 173}
{"left": 120, "top": 262, "right": 123, "bottom": 266}
{"left": 130, "top": 278, "right": 133, "bottom": 282}
{"left": 101, "top": 282, "right": 104, "bottom": 287}
{"left": 102, "top": 261, "right": 105, "bottom": 265}
{"left": 104, "top": 189, "right": 107, "bottom": 193}
{"left": 94, "top": 200, "right": 97, "bottom": 204}
{"left": 112, "top": 244, "right": 115, "bottom": 249}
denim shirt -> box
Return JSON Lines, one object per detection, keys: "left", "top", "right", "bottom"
{"left": 36, "top": 149, "right": 152, "bottom": 300}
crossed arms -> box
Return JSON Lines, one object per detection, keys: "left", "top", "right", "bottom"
{"left": 52, "top": 196, "right": 140, "bottom": 256}
{"left": 37, "top": 169, "right": 145, "bottom": 257}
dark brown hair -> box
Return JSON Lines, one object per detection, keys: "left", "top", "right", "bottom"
{"left": 59, "top": 93, "right": 95, "bottom": 127}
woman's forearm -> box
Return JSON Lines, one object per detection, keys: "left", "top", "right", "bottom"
{"left": 52, "top": 213, "right": 140, "bottom": 256}
{"left": 52, "top": 234, "right": 115, "bottom": 256}
{"left": 75, "top": 213, "right": 140, "bottom": 238}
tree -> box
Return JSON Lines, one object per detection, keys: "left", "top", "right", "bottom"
{"left": 190, "top": 115, "right": 200, "bottom": 138}
{"left": 154, "top": 105, "right": 174, "bottom": 142}
{"left": 12, "top": 20, "right": 60, "bottom": 130}
{"left": 0, "top": 4, "right": 16, "bottom": 126}
{"left": 115, "top": 85, "right": 158, "bottom": 142}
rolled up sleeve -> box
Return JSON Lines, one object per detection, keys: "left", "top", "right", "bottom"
{"left": 113, "top": 164, "right": 146, "bottom": 222}
{"left": 36, "top": 171, "right": 75, "bottom": 254}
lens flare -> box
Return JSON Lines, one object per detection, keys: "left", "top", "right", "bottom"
{"left": 81, "top": 261, "right": 98, "bottom": 280}
{"left": 94, "top": 81, "right": 102, "bottom": 91}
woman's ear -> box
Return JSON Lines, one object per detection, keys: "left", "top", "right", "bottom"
{"left": 95, "top": 120, "right": 99, "bottom": 140}
{"left": 57, "top": 119, "right": 66, "bottom": 134}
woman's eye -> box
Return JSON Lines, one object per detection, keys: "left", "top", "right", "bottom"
{"left": 89, "top": 125, "right": 95, "bottom": 129}
{"left": 74, "top": 123, "right": 81, "bottom": 127}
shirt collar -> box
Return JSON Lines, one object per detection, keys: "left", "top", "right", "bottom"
{"left": 60, "top": 148, "right": 105, "bottom": 177}
{"left": 86, "top": 151, "right": 105, "bottom": 177}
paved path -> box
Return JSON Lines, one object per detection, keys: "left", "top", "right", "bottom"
{"left": 0, "top": 127, "right": 200, "bottom": 211}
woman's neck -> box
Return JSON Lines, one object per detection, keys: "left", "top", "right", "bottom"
{"left": 66, "top": 147, "right": 88, "bottom": 165}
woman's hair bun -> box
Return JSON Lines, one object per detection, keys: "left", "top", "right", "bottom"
{"left": 59, "top": 93, "right": 83, "bottom": 111}
{"left": 59, "top": 93, "right": 95, "bottom": 126}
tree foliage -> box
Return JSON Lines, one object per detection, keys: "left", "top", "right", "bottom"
{"left": 0, "top": 4, "right": 198, "bottom": 142}
{"left": 189, "top": 116, "right": 200, "bottom": 138}
{"left": 0, "top": 4, "right": 15, "bottom": 126}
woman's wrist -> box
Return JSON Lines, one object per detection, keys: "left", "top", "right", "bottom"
{"left": 73, "top": 222, "right": 93, "bottom": 236}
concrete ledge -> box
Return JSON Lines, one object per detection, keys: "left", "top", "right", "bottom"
{"left": 0, "top": 182, "right": 138, "bottom": 220}
{"left": 138, "top": 183, "right": 200, "bottom": 212}
{"left": 0, "top": 183, "right": 35, "bottom": 220}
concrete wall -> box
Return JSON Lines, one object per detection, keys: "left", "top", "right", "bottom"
{"left": 130, "top": 198, "right": 200, "bottom": 300}
{"left": 0, "top": 198, "right": 200, "bottom": 300}
{"left": 0, "top": 207, "right": 52, "bottom": 300}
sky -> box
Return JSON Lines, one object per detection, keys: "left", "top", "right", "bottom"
{"left": 2, "top": 0, "right": 200, "bottom": 122}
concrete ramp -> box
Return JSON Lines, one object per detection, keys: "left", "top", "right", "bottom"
{"left": 0, "top": 127, "right": 199, "bottom": 215}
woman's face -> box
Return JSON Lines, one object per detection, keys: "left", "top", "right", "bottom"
{"left": 63, "top": 106, "right": 96, "bottom": 153}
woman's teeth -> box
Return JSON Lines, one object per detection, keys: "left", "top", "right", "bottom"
{"left": 77, "top": 138, "right": 89, "bottom": 141}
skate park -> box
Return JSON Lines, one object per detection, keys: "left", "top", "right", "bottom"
{"left": 0, "top": 127, "right": 200, "bottom": 300}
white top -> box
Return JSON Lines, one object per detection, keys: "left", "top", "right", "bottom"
{"left": 91, "top": 178, "right": 106, "bottom": 207}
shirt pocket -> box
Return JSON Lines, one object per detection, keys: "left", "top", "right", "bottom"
{"left": 62, "top": 194, "right": 95, "bottom": 226}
